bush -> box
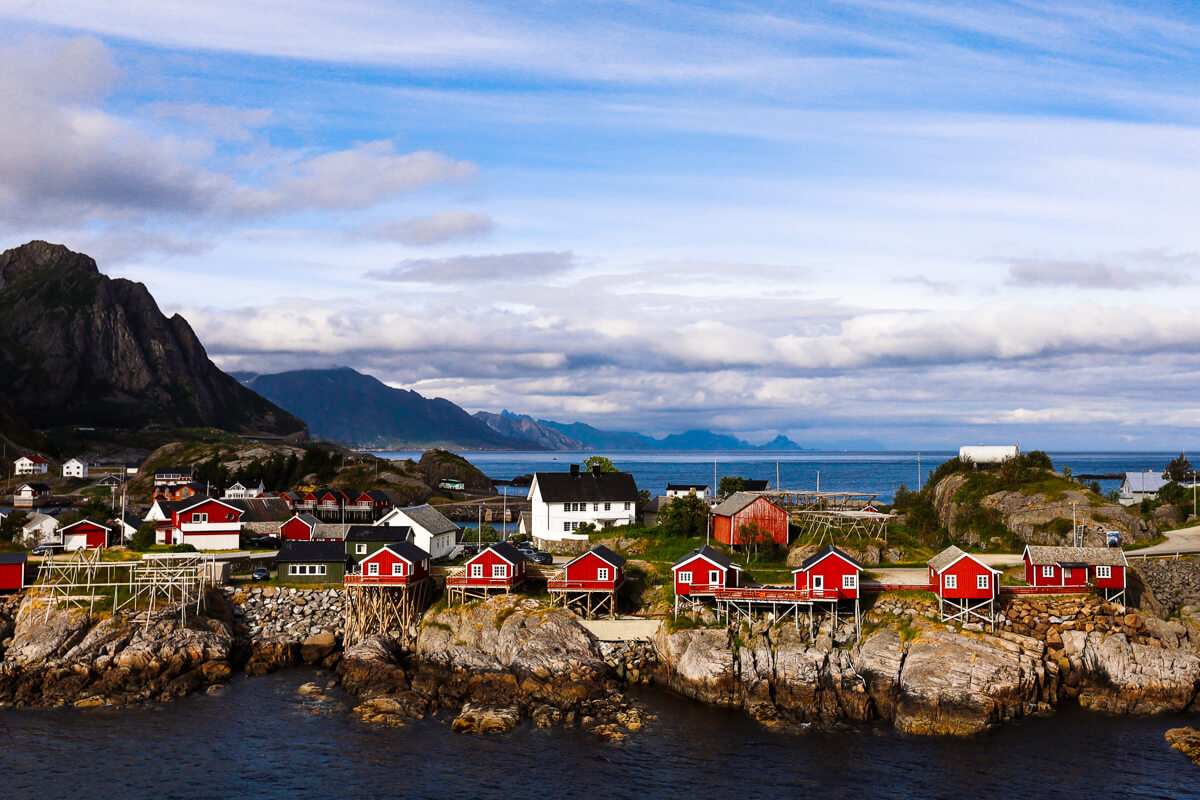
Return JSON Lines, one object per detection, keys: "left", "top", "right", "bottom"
{"left": 130, "top": 522, "right": 157, "bottom": 551}
{"left": 167, "top": 543, "right": 197, "bottom": 553}
{"left": 661, "top": 494, "right": 709, "bottom": 538}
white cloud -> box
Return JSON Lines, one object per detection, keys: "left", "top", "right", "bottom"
{"left": 365, "top": 209, "right": 492, "bottom": 244}
{"left": 365, "top": 251, "right": 575, "bottom": 283}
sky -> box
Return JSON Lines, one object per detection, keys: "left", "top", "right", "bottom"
{"left": 3, "top": 1, "right": 1200, "bottom": 450}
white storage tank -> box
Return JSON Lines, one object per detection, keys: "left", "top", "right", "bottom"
{"left": 958, "top": 445, "right": 1020, "bottom": 464}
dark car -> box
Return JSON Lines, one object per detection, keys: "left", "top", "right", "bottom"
{"left": 249, "top": 535, "right": 281, "bottom": 548}
{"left": 460, "top": 543, "right": 480, "bottom": 557}
{"left": 31, "top": 543, "right": 62, "bottom": 556}
{"left": 251, "top": 566, "right": 271, "bottom": 581}
{"left": 528, "top": 551, "right": 553, "bottom": 565}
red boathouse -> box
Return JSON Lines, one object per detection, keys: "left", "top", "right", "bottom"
{"left": 280, "top": 513, "right": 322, "bottom": 541}
{"left": 1023, "top": 545, "right": 1128, "bottom": 602}
{"left": 710, "top": 492, "right": 789, "bottom": 547}
{"left": 59, "top": 519, "right": 112, "bottom": 551}
{"left": 673, "top": 545, "right": 742, "bottom": 615}
{"left": 928, "top": 545, "right": 1001, "bottom": 628}
{"left": 0, "top": 552, "right": 28, "bottom": 591}
{"left": 548, "top": 544, "right": 626, "bottom": 618}
{"left": 347, "top": 541, "right": 431, "bottom": 586}
{"left": 792, "top": 546, "right": 862, "bottom": 601}
{"left": 445, "top": 542, "right": 528, "bottom": 603}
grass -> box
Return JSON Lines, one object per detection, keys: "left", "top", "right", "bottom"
{"left": 1123, "top": 535, "right": 1168, "bottom": 551}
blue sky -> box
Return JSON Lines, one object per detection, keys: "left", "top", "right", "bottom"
{"left": 3, "top": 1, "right": 1200, "bottom": 449}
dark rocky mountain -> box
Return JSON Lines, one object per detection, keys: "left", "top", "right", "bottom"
{"left": 0, "top": 391, "right": 39, "bottom": 451}
{"left": 473, "top": 410, "right": 584, "bottom": 449}
{"left": 0, "top": 241, "right": 307, "bottom": 438}
{"left": 245, "top": 367, "right": 535, "bottom": 450}
{"left": 537, "top": 419, "right": 803, "bottom": 451}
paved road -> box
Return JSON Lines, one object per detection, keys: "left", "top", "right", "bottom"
{"left": 1126, "top": 525, "right": 1200, "bottom": 558}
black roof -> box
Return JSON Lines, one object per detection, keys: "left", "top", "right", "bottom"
{"left": 582, "top": 544, "right": 626, "bottom": 568}
{"left": 675, "top": 544, "right": 733, "bottom": 569}
{"left": 742, "top": 479, "right": 769, "bottom": 492}
{"left": 23, "top": 483, "right": 51, "bottom": 492}
{"left": 534, "top": 470, "right": 640, "bottom": 503}
{"left": 346, "top": 525, "right": 412, "bottom": 542}
{"left": 0, "top": 552, "right": 28, "bottom": 565}
{"left": 666, "top": 483, "right": 709, "bottom": 491}
{"left": 486, "top": 541, "right": 527, "bottom": 564}
{"left": 380, "top": 540, "right": 431, "bottom": 563}
{"left": 275, "top": 540, "right": 348, "bottom": 564}
{"left": 799, "top": 545, "right": 862, "bottom": 571}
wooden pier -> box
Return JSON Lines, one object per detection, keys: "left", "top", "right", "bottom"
{"left": 343, "top": 576, "right": 433, "bottom": 646}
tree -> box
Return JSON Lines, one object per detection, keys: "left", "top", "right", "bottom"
{"left": 0, "top": 511, "right": 27, "bottom": 544}
{"left": 1062, "top": 466, "right": 1073, "bottom": 482}
{"left": 1165, "top": 453, "right": 1193, "bottom": 483}
{"left": 661, "top": 494, "right": 709, "bottom": 538}
{"left": 739, "top": 521, "right": 780, "bottom": 564}
{"left": 582, "top": 456, "right": 617, "bottom": 473}
{"left": 130, "top": 522, "right": 157, "bottom": 551}
{"left": 718, "top": 476, "right": 745, "bottom": 498}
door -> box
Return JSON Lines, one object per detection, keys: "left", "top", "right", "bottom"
{"left": 812, "top": 574, "right": 824, "bottom": 595}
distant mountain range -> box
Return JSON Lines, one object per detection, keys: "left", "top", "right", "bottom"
{"left": 244, "top": 367, "right": 804, "bottom": 451}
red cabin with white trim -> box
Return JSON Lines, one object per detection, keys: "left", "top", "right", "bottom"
{"left": 351, "top": 541, "right": 430, "bottom": 586}
{"left": 167, "top": 497, "right": 244, "bottom": 550}
{"left": 792, "top": 546, "right": 862, "bottom": 600}
{"left": 280, "top": 514, "right": 321, "bottom": 541}
{"left": 60, "top": 519, "right": 111, "bottom": 551}
{"left": 1023, "top": 545, "right": 1127, "bottom": 591}
{"left": 455, "top": 542, "right": 528, "bottom": 588}
{"left": 558, "top": 545, "right": 626, "bottom": 591}
{"left": 710, "top": 493, "right": 789, "bottom": 547}
{"left": 672, "top": 545, "right": 742, "bottom": 596}
{"left": 0, "top": 553, "right": 28, "bottom": 591}
{"left": 928, "top": 546, "right": 999, "bottom": 601}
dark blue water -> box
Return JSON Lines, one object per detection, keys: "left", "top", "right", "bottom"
{"left": 377, "top": 450, "right": 1179, "bottom": 503}
{"left": 3, "top": 670, "right": 1196, "bottom": 798}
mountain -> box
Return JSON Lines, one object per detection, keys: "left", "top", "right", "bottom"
{"left": 0, "top": 391, "right": 40, "bottom": 451}
{"left": 245, "top": 367, "right": 536, "bottom": 450}
{"left": 472, "top": 410, "right": 584, "bottom": 449}
{"left": 534, "top": 420, "right": 658, "bottom": 450}
{"left": 0, "top": 241, "right": 306, "bottom": 438}
{"left": 535, "top": 419, "right": 803, "bottom": 451}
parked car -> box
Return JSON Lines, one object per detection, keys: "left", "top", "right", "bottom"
{"left": 460, "top": 543, "right": 480, "bottom": 557}
{"left": 249, "top": 535, "right": 281, "bottom": 548}
{"left": 251, "top": 566, "right": 271, "bottom": 581}
{"left": 527, "top": 551, "right": 553, "bottom": 565}
{"left": 31, "top": 543, "right": 63, "bottom": 556}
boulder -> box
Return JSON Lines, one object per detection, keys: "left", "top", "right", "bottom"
{"left": 1165, "top": 727, "right": 1200, "bottom": 767}
{"left": 451, "top": 702, "right": 520, "bottom": 734}
{"left": 1077, "top": 632, "right": 1200, "bottom": 714}
{"left": 852, "top": 628, "right": 906, "bottom": 720}
{"left": 300, "top": 632, "right": 338, "bottom": 665}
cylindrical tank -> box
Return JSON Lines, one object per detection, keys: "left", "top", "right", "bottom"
{"left": 958, "top": 445, "right": 1020, "bottom": 464}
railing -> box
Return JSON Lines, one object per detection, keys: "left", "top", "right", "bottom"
{"left": 711, "top": 585, "right": 842, "bottom": 602}
{"left": 999, "top": 585, "right": 1090, "bottom": 595}
{"left": 866, "top": 582, "right": 934, "bottom": 593}
{"left": 444, "top": 571, "right": 517, "bottom": 587}
{"left": 344, "top": 573, "right": 418, "bottom": 586}
{"left": 548, "top": 577, "right": 624, "bottom": 592}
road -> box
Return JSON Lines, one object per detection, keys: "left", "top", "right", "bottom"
{"left": 1126, "top": 524, "right": 1200, "bottom": 558}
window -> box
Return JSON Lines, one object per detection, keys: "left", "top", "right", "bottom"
{"left": 471, "top": 564, "right": 483, "bottom": 578}
{"left": 624, "top": 502, "right": 630, "bottom": 510}
{"left": 945, "top": 575, "right": 957, "bottom": 589}
{"left": 289, "top": 564, "right": 327, "bottom": 576}
{"left": 842, "top": 574, "right": 857, "bottom": 589}
{"left": 604, "top": 502, "right": 611, "bottom": 511}
{"left": 1096, "top": 565, "right": 1112, "bottom": 579}
{"left": 492, "top": 564, "right": 506, "bottom": 578}
{"left": 393, "top": 563, "right": 405, "bottom": 576}
{"left": 570, "top": 522, "right": 581, "bottom": 531}
{"left": 977, "top": 574, "right": 989, "bottom": 589}
{"left": 1041, "top": 566, "right": 1054, "bottom": 578}
{"left": 368, "top": 562, "right": 379, "bottom": 576}
{"left": 709, "top": 569, "right": 721, "bottom": 585}
{"left": 597, "top": 568, "right": 610, "bottom": 581}
{"left": 812, "top": 575, "right": 824, "bottom": 591}
{"left": 593, "top": 503, "right": 599, "bottom": 511}
{"left": 563, "top": 522, "right": 572, "bottom": 532}
{"left": 356, "top": 543, "right": 366, "bottom": 554}
{"left": 679, "top": 571, "right": 692, "bottom": 583}
{"left": 192, "top": 513, "right": 207, "bottom": 523}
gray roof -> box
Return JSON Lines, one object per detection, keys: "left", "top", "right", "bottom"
{"left": 570, "top": 544, "right": 626, "bottom": 569}
{"left": 394, "top": 504, "right": 459, "bottom": 535}
{"left": 485, "top": 541, "right": 527, "bottom": 564}
{"left": 0, "top": 552, "right": 28, "bottom": 565}
{"left": 348, "top": 525, "right": 413, "bottom": 542}
{"left": 225, "top": 498, "right": 292, "bottom": 523}
{"left": 1025, "top": 545, "right": 1127, "bottom": 567}
{"left": 675, "top": 544, "right": 735, "bottom": 570}
{"left": 926, "top": 545, "right": 996, "bottom": 573}
{"left": 712, "top": 491, "right": 762, "bottom": 516}
{"left": 275, "top": 540, "right": 348, "bottom": 564}
{"left": 1124, "top": 472, "right": 1168, "bottom": 492}
{"left": 641, "top": 495, "right": 668, "bottom": 513}
{"left": 292, "top": 513, "right": 321, "bottom": 527}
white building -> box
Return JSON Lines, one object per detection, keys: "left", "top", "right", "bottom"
{"left": 14, "top": 483, "right": 51, "bottom": 509}
{"left": 375, "top": 504, "right": 460, "bottom": 560}
{"left": 159, "top": 497, "right": 244, "bottom": 550}
{"left": 14, "top": 456, "right": 49, "bottom": 475}
{"left": 666, "top": 483, "right": 710, "bottom": 499}
{"left": 62, "top": 458, "right": 89, "bottom": 479}
{"left": 527, "top": 465, "right": 640, "bottom": 550}
{"left": 1119, "top": 471, "right": 1169, "bottom": 506}
{"left": 21, "top": 513, "right": 60, "bottom": 546}
{"left": 223, "top": 480, "right": 266, "bottom": 499}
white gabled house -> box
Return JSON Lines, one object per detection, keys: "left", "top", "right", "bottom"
{"left": 223, "top": 480, "right": 266, "bottom": 499}
{"left": 374, "top": 503, "right": 460, "bottom": 560}
{"left": 15, "top": 456, "right": 49, "bottom": 475}
{"left": 1118, "top": 471, "right": 1169, "bottom": 506}
{"left": 527, "top": 465, "right": 640, "bottom": 550}
{"left": 62, "top": 458, "right": 89, "bottom": 479}
{"left": 21, "top": 513, "right": 59, "bottom": 546}
{"left": 666, "top": 483, "right": 710, "bottom": 499}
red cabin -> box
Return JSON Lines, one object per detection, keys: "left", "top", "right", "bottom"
{"left": 928, "top": 546, "right": 999, "bottom": 601}
{"left": 792, "top": 546, "right": 862, "bottom": 600}
{"left": 60, "top": 519, "right": 112, "bottom": 551}
{"left": 447, "top": 542, "right": 529, "bottom": 592}
{"left": 0, "top": 553, "right": 28, "bottom": 591}
{"left": 673, "top": 545, "right": 742, "bottom": 596}
{"left": 556, "top": 544, "right": 626, "bottom": 591}
{"left": 280, "top": 513, "right": 322, "bottom": 541}
{"left": 1023, "top": 545, "right": 1128, "bottom": 600}
{"left": 710, "top": 493, "right": 789, "bottom": 547}
{"left": 349, "top": 541, "right": 430, "bottom": 586}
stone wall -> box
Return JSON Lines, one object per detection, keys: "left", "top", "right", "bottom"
{"left": 224, "top": 586, "right": 346, "bottom": 640}
{"left": 598, "top": 640, "right": 659, "bottom": 685}
{"left": 1131, "top": 557, "right": 1200, "bottom": 618}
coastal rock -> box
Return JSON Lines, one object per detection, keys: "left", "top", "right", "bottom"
{"left": 1165, "top": 727, "right": 1200, "bottom": 767}
{"left": 300, "top": 632, "right": 339, "bottom": 665}
{"left": 852, "top": 628, "right": 906, "bottom": 720}
{"left": 337, "top": 636, "right": 410, "bottom": 698}
{"left": 894, "top": 630, "right": 1046, "bottom": 735}
{"left": 245, "top": 636, "right": 299, "bottom": 676}
{"left": 451, "top": 702, "right": 520, "bottom": 734}
{"left": 656, "top": 628, "right": 738, "bottom": 706}
{"left": 1077, "top": 632, "right": 1200, "bottom": 714}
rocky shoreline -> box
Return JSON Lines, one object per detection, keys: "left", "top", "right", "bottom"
{"left": 1, "top": 567, "right": 1199, "bottom": 758}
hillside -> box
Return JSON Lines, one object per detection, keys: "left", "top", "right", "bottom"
{"left": 473, "top": 410, "right": 584, "bottom": 449}
{"left": 537, "top": 419, "right": 803, "bottom": 451}
{"left": 245, "top": 367, "right": 535, "bottom": 450}
{"left": 0, "top": 241, "right": 307, "bottom": 439}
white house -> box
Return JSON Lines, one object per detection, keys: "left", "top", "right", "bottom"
{"left": 14, "top": 483, "right": 51, "bottom": 509}
{"left": 374, "top": 504, "right": 460, "bottom": 560}
{"left": 62, "top": 458, "right": 89, "bottom": 479}
{"left": 223, "top": 480, "right": 266, "bottom": 499}
{"left": 14, "top": 456, "right": 49, "bottom": 475}
{"left": 21, "top": 513, "right": 60, "bottom": 546}
{"left": 527, "top": 465, "right": 640, "bottom": 549}
{"left": 666, "top": 483, "right": 710, "bottom": 499}
{"left": 1119, "top": 471, "right": 1169, "bottom": 506}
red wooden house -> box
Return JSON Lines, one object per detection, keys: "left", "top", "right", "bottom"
{"left": 1023, "top": 545, "right": 1128, "bottom": 601}
{"left": 928, "top": 545, "right": 1001, "bottom": 627}
{"left": 347, "top": 541, "right": 430, "bottom": 586}
{"left": 280, "top": 513, "right": 323, "bottom": 541}
{"left": 445, "top": 541, "right": 528, "bottom": 602}
{"left": 155, "top": 481, "right": 206, "bottom": 502}
{"left": 792, "top": 546, "right": 862, "bottom": 601}
{"left": 60, "top": 519, "right": 112, "bottom": 551}
{"left": 549, "top": 544, "right": 627, "bottom": 617}
{"left": 710, "top": 492, "right": 789, "bottom": 547}
{"left": 673, "top": 545, "right": 742, "bottom": 598}
{"left": 166, "top": 497, "right": 244, "bottom": 550}
{"left": 0, "top": 552, "right": 28, "bottom": 591}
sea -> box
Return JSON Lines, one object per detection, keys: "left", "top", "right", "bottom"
{"left": 374, "top": 449, "right": 1178, "bottom": 503}
{"left": 4, "top": 669, "right": 1195, "bottom": 799}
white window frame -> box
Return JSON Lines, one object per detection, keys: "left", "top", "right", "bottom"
{"left": 356, "top": 543, "right": 366, "bottom": 554}
{"left": 624, "top": 502, "right": 630, "bottom": 510}
{"left": 842, "top": 574, "right": 857, "bottom": 589}
{"left": 392, "top": 562, "right": 405, "bottom": 576}
{"left": 492, "top": 564, "right": 506, "bottom": 578}
{"left": 368, "top": 562, "right": 379, "bottom": 576}
{"left": 945, "top": 574, "right": 957, "bottom": 589}
{"left": 604, "top": 502, "right": 611, "bottom": 511}
{"left": 471, "top": 563, "right": 483, "bottom": 578}
{"left": 812, "top": 574, "right": 824, "bottom": 591}
{"left": 1096, "top": 565, "right": 1112, "bottom": 579}
{"left": 977, "top": 574, "right": 989, "bottom": 589}
{"left": 597, "top": 567, "right": 610, "bottom": 581}
{"left": 679, "top": 570, "right": 692, "bottom": 583}
{"left": 1041, "top": 566, "right": 1054, "bottom": 578}
{"left": 563, "top": 522, "right": 571, "bottom": 531}
{"left": 192, "top": 513, "right": 207, "bottom": 523}
{"left": 709, "top": 569, "right": 721, "bottom": 585}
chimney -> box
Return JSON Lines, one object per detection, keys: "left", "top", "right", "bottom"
{"left": 592, "top": 466, "right": 603, "bottom": 476}
{"left": 570, "top": 464, "right": 579, "bottom": 476}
